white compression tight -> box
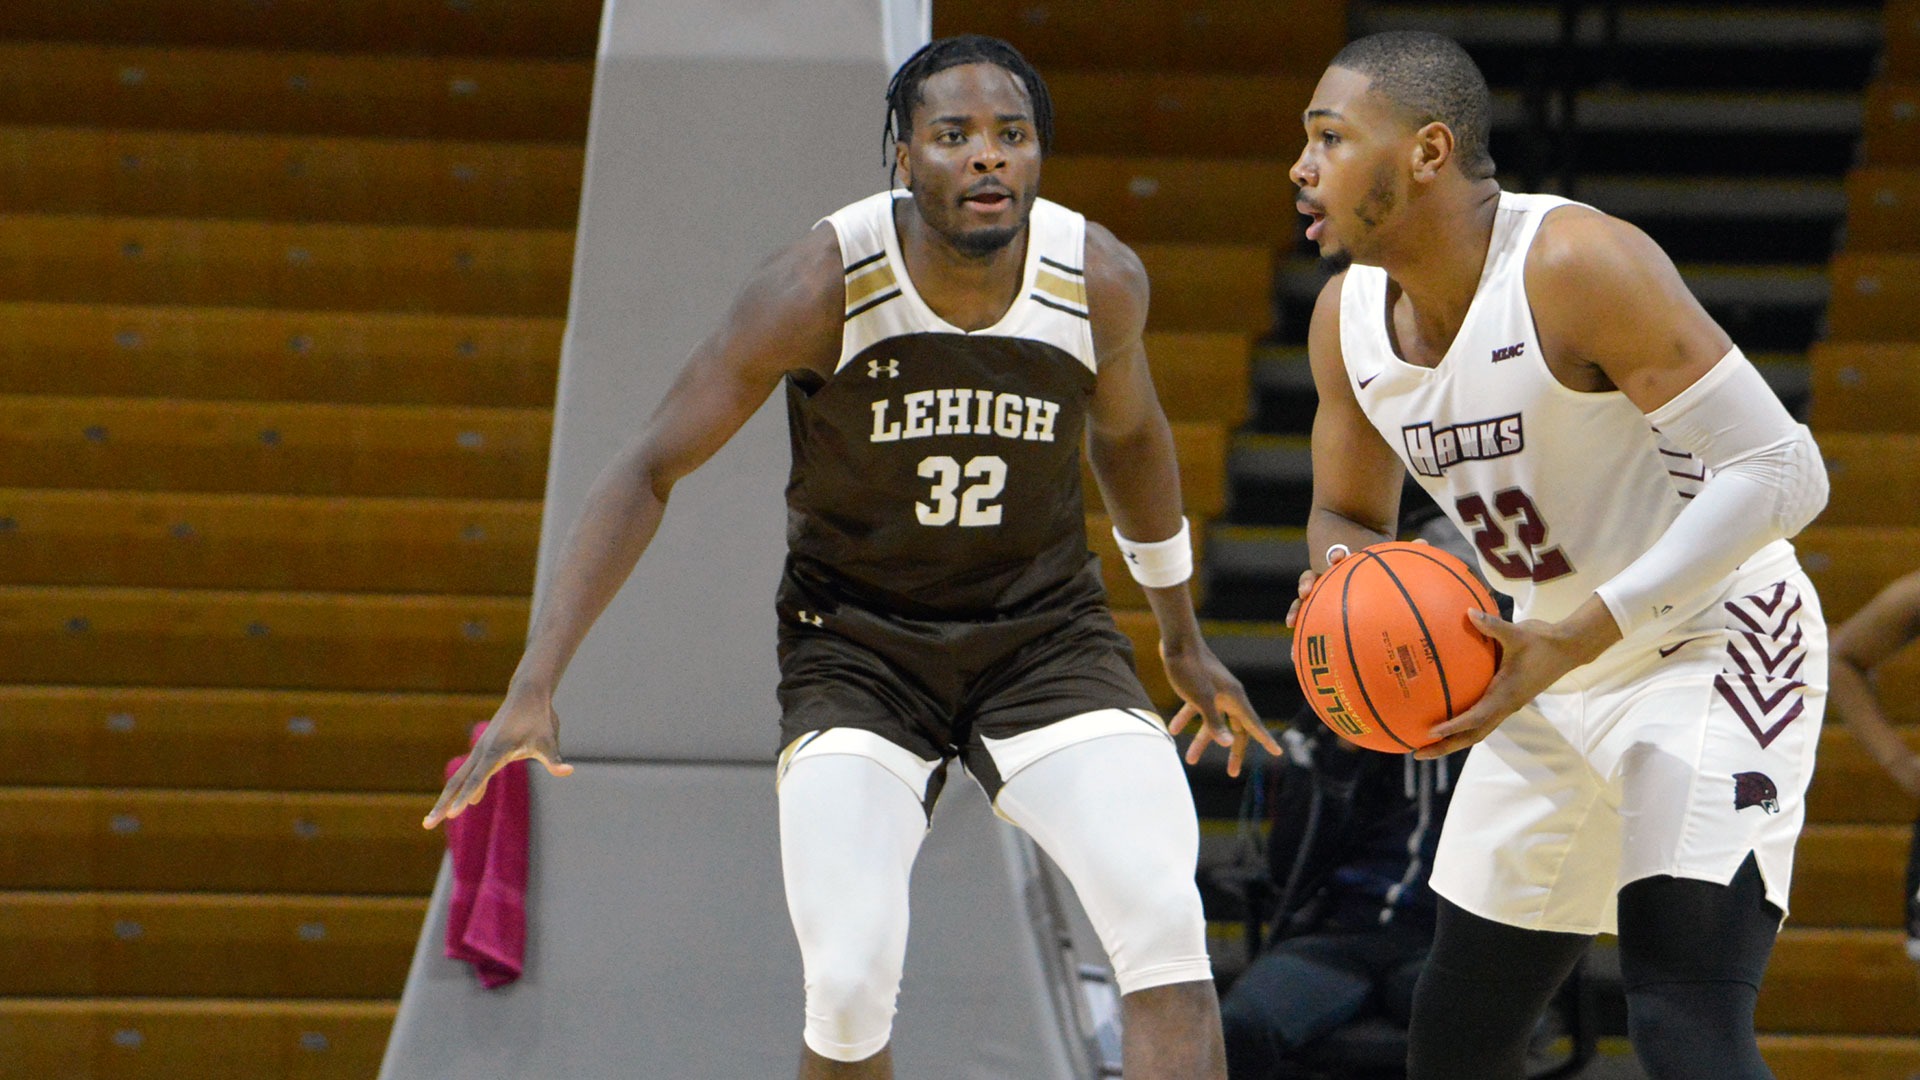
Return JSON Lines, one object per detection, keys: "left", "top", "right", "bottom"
{"left": 777, "top": 725, "right": 1211, "bottom": 1063}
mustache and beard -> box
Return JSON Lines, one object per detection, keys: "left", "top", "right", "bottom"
{"left": 1307, "top": 163, "right": 1398, "bottom": 276}
{"left": 950, "top": 223, "right": 1024, "bottom": 257}
{"left": 905, "top": 178, "right": 1035, "bottom": 258}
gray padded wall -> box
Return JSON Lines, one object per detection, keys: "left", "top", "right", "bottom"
{"left": 383, "top": 3, "right": 1111, "bottom": 1077}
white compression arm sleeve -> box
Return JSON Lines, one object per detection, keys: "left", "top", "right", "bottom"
{"left": 1594, "top": 348, "right": 1828, "bottom": 637}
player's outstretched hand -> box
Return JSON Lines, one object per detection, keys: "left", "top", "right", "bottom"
{"left": 423, "top": 686, "right": 574, "bottom": 829}
{"left": 1415, "top": 610, "right": 1588, "bottom": 759}
{"left": 1163, "top": 642, "right": 1279, "bottom": 778}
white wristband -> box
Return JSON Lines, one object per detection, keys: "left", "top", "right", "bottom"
{"left": 1113, "top": 518, "right": 1193, "bottom": 589}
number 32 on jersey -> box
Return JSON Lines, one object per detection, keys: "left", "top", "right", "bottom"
{"left": 917, "top": 455, "right": 1006, "bottom": 527}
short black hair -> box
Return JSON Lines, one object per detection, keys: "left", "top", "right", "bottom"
{"left": 1332, "top": 31, "right": 1496, "bottom": 180}
{"left": 884, "top": 34, "right": 1054, "bottom": 173}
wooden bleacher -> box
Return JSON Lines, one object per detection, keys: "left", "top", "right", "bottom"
{"left": 0, "top": 3, "right": 601, "bottom": 1074}
{"left": 0, "top": 585, "right": 526, "bottom": 690}
{"left": 1048, "top": 72, "right": 1317, "bottom": 159}
{"left": 0, "top": 0, "right": 604, "bottom": 57}
{"left": 0, "top": 214, "right": 576, "bottom": 315}
{"left": 1759, "top": 5, "right": 1920, "bottom": 1074}
{"left": 0, "top": 490, "right": 542, "bottom": 592}
{"left": 0, "top": 397, "right": 551, "bottom": 497}
{"left": 0, "top": 42, "right": 592, "bottom": 141}
{"left": 0, "top": 303, "right": 565, "bottom": 406}
{"left": 0, "top": 127, "right": 585, "bottom": 228}
{"left": 1809, "top": 341, "right": 1920, "bottom": 430}
{"left": 1863, "top": 82, "right": 1920, "bottom": 166}
{"left": 1811, "top": 432, "right": 1920, "bottom": 526}
{"left": 0, "top": 687, "right": 493, "bottom": 792}
{"left": 2, "top": 892, "right": 424, "bottom": 997}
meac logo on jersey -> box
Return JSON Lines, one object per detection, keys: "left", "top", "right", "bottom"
{"left": 870, "top": 389, "right": 1062, "bottom": 444}
{"left": 1402, "top": 413, "right": 1525, "bottom": 477}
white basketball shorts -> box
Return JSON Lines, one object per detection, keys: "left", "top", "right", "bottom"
{"left": 1430, "top": 545, "right": 1826, "bottom": 935}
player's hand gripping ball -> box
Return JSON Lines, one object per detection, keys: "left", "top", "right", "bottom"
{"left": 1291, "top": 541, "right": 1500, "bottom": 753}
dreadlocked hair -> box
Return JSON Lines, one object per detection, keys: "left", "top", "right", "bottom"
{"left": 883, "top": 34, "right": 1054, "bottom": 183}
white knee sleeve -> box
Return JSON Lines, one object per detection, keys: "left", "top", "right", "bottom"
{"left": 778, "top": 733, "right": 934, "bottom": 1062}
{"left": 993, "top": 726, "right": 1213, "bottom": 995}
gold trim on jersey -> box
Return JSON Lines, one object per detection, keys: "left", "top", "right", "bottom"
{"left": 844, "top": 257, "right": 901, "bottom": 319}
{"left": 1034, "top": 268, "right": 1088, "bottom": 309}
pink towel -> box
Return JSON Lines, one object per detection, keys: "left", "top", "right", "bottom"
{"left": 443, "top": 723, "right": 529, "bottom": 989}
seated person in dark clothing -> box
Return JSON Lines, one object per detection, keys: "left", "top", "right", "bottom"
{"left": 1221, "top": 716, "right": 1462, "bottom": 1079}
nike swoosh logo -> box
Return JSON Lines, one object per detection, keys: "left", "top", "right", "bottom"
{"left": 1358, "top": 373, "right": 1379, "bottom": 389}
{"left": 1658, "top": 636, "right": 1709, "bottom": 658}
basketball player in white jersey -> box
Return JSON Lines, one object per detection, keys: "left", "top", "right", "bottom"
{"left": 424, "top": 36, "right": 1277, "bottom": 1080}
{"left": 1286, "top": 32, "right": 1829, "bottom": 1079}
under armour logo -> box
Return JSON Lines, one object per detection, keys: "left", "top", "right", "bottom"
{"left": 795, "top": 610, "right": 824, "bottom": 627}
{"left": 868, "top": 359, "right": 899, "bottom": 379}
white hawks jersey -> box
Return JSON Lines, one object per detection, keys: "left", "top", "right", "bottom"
{"left": 1338, "top": 190, "right": 1795, "bottom": 630}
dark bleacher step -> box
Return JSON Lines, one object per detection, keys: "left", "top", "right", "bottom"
{"left": 1248, "top": 347, "right": 1315, "bottom": 435}
{"left": 1364, "top": 3, "right": 1881, "bottom": 92}
{"left": 1223, "top": 432, "right": 1312, "bottom": 528}
{"left": 1223, "top": 429, "right": 1442, "bottom": 530}
{"left": 1524, "top": 90, "right": 1861, "bottom": 178}
{"left": 1205, "top": 524, "right": 1307, "bottom": 623}
{"left": 1572, "top": 176, "right": 1846, "bottom": 264}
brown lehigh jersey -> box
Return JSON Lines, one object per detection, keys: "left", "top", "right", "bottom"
{"left": 783, "top": 190, "right": 1104, "bottom": 619}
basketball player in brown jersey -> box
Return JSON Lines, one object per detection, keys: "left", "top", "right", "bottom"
{"left": 1287, "top": 32, "right": 1828, "bottom": 1080}
{"left": 424, "top": 36, "right": 1277, "bottom": 1080}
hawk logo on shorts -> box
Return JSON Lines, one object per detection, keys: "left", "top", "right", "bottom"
{"left": 1733, "top": 771, "right": 1779, "bottom": 814}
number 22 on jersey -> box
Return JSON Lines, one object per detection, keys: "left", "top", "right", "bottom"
{"left": 1456, "top": 488, "right": 1575, "bottom": 582}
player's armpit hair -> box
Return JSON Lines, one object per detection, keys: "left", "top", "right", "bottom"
{"left": 1594, "top": 348, "right": 1829, "bottom": 637}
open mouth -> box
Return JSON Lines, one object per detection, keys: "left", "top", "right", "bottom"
{"left": 963, "top": 188, "right": 1014, "bottom": 212}
{"left": 1297, "top": 200, "right": 1327, "bottom": 241}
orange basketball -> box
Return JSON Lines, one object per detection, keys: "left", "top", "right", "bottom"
{"left": 1290, "top": 541, "right": 1501, "bottom": 753}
